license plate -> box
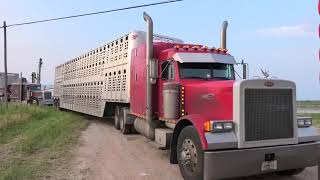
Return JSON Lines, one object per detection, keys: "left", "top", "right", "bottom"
{"left": 261, "top": 160, "right": 277, "bottom": 171}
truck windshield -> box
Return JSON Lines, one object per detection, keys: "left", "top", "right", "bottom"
{"left": 29, "top": 85, "right": 41, "bottom": 91}
{"left": 179, "top": 63, "right": 235, "bottom": 80}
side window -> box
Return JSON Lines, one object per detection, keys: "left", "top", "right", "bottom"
{"left": 161, "top": 61, "right": 174, "bottom": 80}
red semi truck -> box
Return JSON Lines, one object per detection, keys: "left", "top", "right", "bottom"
{"left": 53, "top": 12, "right": 320, "bottom": 179}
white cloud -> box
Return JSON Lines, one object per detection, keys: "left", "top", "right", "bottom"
{"left": 257, "top": 24, "right": 314, "bottom": 37}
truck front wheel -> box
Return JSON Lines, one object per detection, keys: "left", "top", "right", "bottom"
{"left": 30, "top": 97, "right": 39, "bottom": 105}
{"left": 177, "top": 126, "right": 204, "bottom": 180}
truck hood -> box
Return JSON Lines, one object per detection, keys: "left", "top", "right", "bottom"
{"left": 181, "top": 79, "right": 234, "bottom": 120}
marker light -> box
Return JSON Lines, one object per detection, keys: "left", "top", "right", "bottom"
{"left": 297, "top": 117, "right": 312, "bottom": 128}
{"left": 201, "top": 46, "right": 208, "bottom": 51}
{"left": 191, "top": 46, "right": 200, "bottom": 50}
{"left": 180, "top": 86, "right": 186, "bottom": 116}
{"left": 221, "top": 49, "right": 228, "bottom": 53}
{"left": 183, "top": 45, "right": 190, "bottom": 49}
{"left": 174, "top": 45, "right": 180, "bottom": 49}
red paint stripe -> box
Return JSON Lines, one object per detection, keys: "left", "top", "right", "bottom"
{"left": 318, "top": 0, "right": 320, "bottom": 15}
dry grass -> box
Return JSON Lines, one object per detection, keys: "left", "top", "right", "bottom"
{"left": 0, "top": 104, "right": 87, "bottom": 180}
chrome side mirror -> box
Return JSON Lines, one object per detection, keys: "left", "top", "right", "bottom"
{"left": 241, "top": 60, "right": 248, "bottom": 79}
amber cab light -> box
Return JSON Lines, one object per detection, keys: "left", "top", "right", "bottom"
{"left": 204, "top": 121, "right": 212, "bottom": 132}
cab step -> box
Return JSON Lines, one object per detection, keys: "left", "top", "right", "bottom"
{"left": 153, "top": 128, "right": 173, "bottom": 150}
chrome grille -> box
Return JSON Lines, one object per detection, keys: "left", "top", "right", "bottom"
{"left": 44, "top": 92, "right": 52, "bottom": 100}
{"left": 245, "top": 89, "right": 293, "bottom": 141}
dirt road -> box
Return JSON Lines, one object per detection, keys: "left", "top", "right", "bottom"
{"left": 69, "top": 118, "right": 318, "bottom": 180}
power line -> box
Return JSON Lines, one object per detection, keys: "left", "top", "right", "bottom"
{"left": 0, "top": 0, "right": 183, "bottom": 28}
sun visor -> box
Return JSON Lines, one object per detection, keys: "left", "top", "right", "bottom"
{"left": 173, "top": 52, "right": 236, "bottom": 64}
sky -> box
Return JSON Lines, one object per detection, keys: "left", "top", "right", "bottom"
{"left": 0, "top": 0, "right": 319, "bottom": 100}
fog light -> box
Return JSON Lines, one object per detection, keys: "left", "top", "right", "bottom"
{"left": 223, "top": 122, "right": 233, "bottom": 130}
{"left": 212, "top": 121, "right": 234, "bottom": 133}
{"left": 297, "top": 117, "right": 312, "bottom": 128}
{"left": 298, "top": 119, "right": 305, "bottom": 127}
{"left": 304, "top": 119, "right": 312, "bottom": 126}
{"left": 213, "top": 123, "right": 223, "bottom": 130}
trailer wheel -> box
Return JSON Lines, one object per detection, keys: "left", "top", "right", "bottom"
{"left": 276, "top": 168, "right": 305, "bottom": 176}
{"left": 177, "top": 126, "right": 204, "bottom": 180}
{"left": 119, "top": 108, "right": 131, "bottom": 134}
{"left": 114, "top": 106, "right": 121, "bottom": 130}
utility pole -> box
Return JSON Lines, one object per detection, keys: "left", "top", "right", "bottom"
{"left": 37, "top": 58, "right": 42, "bottom": 84}
{"left": 3, "top": 21, "right": 8, "bottom": 106}
{"left": 20, "top": 72, "right": 23, "bottom": 102}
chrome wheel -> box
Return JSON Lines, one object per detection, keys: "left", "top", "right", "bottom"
{"left": 177, "top": 126, "right": 204, "bottom": 180}
{"left": 179, "top": 138, "right": 198, "bottom": 174}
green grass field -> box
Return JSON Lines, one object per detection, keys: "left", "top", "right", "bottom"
{"left": 0, "top": 104, "right": 87, "bottom": 180}
{"left": 297, "top": 100, "right": 320, "bottom": 109}
{"left": 297, "top": 101, "right": 320, "bottom": 127}
{"left": 298, "top": 113, "right": 320, "bottom": 127}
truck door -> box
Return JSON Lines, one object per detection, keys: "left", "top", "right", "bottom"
{"left": 159, "top": 60, "right": 176, "bottom": 117}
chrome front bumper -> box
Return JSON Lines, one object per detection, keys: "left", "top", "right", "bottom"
{"left": 204, "top": 127, "right": 320, "bottom": 179}
{"left": 204, "top": 142, "right": 320, "bottom": 180}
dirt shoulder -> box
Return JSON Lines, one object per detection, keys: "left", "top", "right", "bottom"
{"left": 68, "top": 119, "right": 182, "bottom": 180}
{"left": 69, "top": 118, "right": 318, "bottom": 180}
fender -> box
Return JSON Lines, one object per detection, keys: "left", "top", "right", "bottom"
{"left": 170, "top": 114, "right": 208, "bottom": 164}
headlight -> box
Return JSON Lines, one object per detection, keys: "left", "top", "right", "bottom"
{"left": 297, "top": 117, "right": 312, "bottom": 128}
{"left": 204, "top": 121, "right": 234, "bottom": 132}
{"left": 223, "top": 122, "right": 233, "bottom": 130}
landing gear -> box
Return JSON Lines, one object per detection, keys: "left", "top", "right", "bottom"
{"left": 177, "top": 126, "right": 204, "bottom": 180}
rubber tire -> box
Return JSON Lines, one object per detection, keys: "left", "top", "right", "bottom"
{"left": 119, "top": 108, "right": 131, "bottom": 134}
{"left": 276, "top": 168, "right": 305, "bottom": 176}
{"left": 30, "top": 97, "right": 39, "bottom": 105}
{"left": 177, "top": 126, "right": 204, "bottom": 180}
{"left": 114, "top": 106, "right": 121, "bottom": 130}
{"left": 54, "top": 99, "right": 60, "bottom": 110}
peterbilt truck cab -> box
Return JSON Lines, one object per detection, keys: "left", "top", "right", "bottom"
{"left": 130, "top": 13, "right": 320, "bottom": 180}
{"left": 154, "top": 46, "right": 320, "bottom": 180}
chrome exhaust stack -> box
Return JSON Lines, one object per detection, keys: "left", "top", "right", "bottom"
{"left": 220, "top": 21, "right": 228, "bottom": 50}
{"left": 143, "top": 11, "right": 153, "bottom": 126}
{"left": 134, "top": 12, "right": 156, "bottom": 140}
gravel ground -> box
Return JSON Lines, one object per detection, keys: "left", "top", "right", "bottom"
{"left": 69, "top": 118, "right": 318, "bottom": 180}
